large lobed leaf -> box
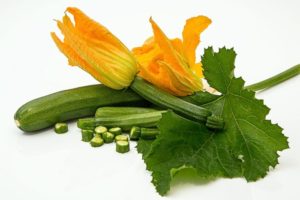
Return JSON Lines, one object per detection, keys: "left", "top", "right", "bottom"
{"left": 137, "top": 47, "right": 289, "bottom": 195}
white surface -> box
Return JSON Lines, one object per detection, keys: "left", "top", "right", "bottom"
{"left": 1, "top": 0, "right": 300, "bottom": 199}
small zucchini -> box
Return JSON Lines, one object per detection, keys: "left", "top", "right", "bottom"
{"left": 15, "top": 84, "right": 148, "bottom": 132}
{"left": 77, "top": 111, "right": 165, "bottom": 131}
{"left": 140, "top": 128, "right": 159, "bottom": 140}
{"left": 130, "top": 77, "right": 212, "bottom": 123}
{"left": 95, "top": 107, "right": 159, "bottom": 117}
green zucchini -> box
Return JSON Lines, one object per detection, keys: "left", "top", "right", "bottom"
{"left": 129, "top": 126, "right": 141, "bottom": 140}
{"left": 115, "top": 135, "right": 129, "bottom": 142}
{"left": 81, "top": 129, "right": 94, "bottom": 142}
{"left": 116, "top": 140, "right": 130, "bottom": 153}
{"left": 140, "top": 128, "right": 159, "bottom": 140}
{"left": 130, "top": 77, "right": 212, "bottom": 122}
{"left": 90, "top": 135, "right": 104, "bottom": 147}
{"left": 77, "top": 111, "right": 166, "bottom": 131}
{"left": 102, "top": 132, "right": 115, "bottom": 143}
{"left": 206, "top": 115, "right": 224, "bottom": 130}
{"left": 109, "top": 127, "right": 122, "bottom": 136}
{"left": 15, "top": 84, "right": 149, "bottom": 132}
{"left": 95, "top": 106, "right": 159, "bottom": 117}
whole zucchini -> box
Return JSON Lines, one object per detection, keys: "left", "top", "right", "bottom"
{"left": 130, "top": 77, "right": 212, "bottom": 122}
{"left": 95, "top": 106, "right": 159, "bottom": 117}
{"left": 14, "top": 85, "right": 148, "bottom": 132}
{"left": 77, "top": 111, "right": 166, "bottom": 131}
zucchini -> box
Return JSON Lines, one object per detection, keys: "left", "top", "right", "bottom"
{"left": 129, "top": 126, "right": 141, "bottom": 140}
{"left": 181, "top": 91, "right": 220, "bottom": 105}
{"left": 15, "top": 84, "right": 149, "bottom": 132}
{"left": 102, "top": 132, "right": 115, "bottom": 143}
{"left": 95, "top": 106, "right": 159, "bottom": 117}
{"left": 206, "top": 115, "right": 224, "bottom": 130}
{"left": 95, "top": 126, "right": 108, "bottom": 135}
{"left": 140, "top": 128, "right": 159, "bottom": 140}
{"left": 77, "top": 111, "right": 166, "bottom": 131}
{"left": 81, "top": 130, "right": 94, "bottom": 142}
{"left": 115, "top": 135, "right": 129, "bottom": 142}
{"left": 130, "top": 77, "right": 212, "bottom": 122}
{"left": 54, "top": 123, "right": 68, "bottom": 134}
{"left": 116, "top": 140, "right": 130, "bottom": 153}
{"left": 90, "top": 135, "right": 104, "bottom": 147}
{"left": 109, "top": 127, "right": 122, "bottom": 136}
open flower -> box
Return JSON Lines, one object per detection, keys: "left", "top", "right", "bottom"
{"left": 51, "top": 7, "right": 138, "bottom": 89}
{"left": 133, "top": 16, "right": 211, "bottom": 96}
{"left": 51, "top": 7, "right": 211, "bottom": 97}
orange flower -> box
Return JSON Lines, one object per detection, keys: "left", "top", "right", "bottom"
{"left": 133, "top": 16, "right": 211, "bottom": 96}
{"left": 51, "top": 7, "right": 138, "bottom": 89}
{"left": 51, "top": 7, "right": 211, "bottom": 96}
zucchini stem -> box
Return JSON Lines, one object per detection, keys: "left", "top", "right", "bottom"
{"left": 245, "top": 64, "right": 300, "bottom": 91}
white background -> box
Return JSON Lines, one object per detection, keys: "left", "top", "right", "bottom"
{"left": 1, "top": 0, "right": 300, "bottom": 199}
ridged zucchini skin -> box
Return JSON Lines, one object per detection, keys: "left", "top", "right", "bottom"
{"left": 95, "top": 107, "right": 159, "bottom": 117}
{"left": 14, "top": 85, "right": 148, "bottom": 132}
{"left": 130, "top": 77, "right": 212, "bottom": 122}
{"left": 77, "top": 111, "right": 165, "bottom": 131}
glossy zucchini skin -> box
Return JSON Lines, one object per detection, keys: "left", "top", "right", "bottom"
{"left": 14, "top": 85, "right": 148, "bottom": 132}
{"left": 130, "top": 77, "right": 212, "bottom": 122}
{"left": 77, "top": 111, "right": 165, "bottom": 131}
{"left": 95, "top": 106, "right": 159, "bottom": 117}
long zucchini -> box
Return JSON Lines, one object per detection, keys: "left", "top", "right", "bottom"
{"left": 15, "top": 85, "right": 149, "bottom": 132}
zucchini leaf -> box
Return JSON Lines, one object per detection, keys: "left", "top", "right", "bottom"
{"left": 137, "top": 47, "right": 289, "bottom": 196}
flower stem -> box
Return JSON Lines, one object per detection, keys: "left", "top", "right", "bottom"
{"left": 245, "top": 64, "right": 300, "bottom": 92}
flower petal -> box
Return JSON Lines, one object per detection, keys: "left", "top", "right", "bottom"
{"left": 171, "top": 38, "right": 183, "bottom": 55}
{"left": 51, "top": 8, "right": 138, "bottom": 89}
{"left": 159, "top": 61, "right": 202, "bottom": 95}
{"left": 132, "top": 37, "right": 162, "bottom": 70}
{"left": 51, "top": 32, "right": 110, "bottom": 85}
{"left": 133, "top": 17, "right": 204, "bottom": 96}
{"left": 182, "top": 16, "right": 211, "bottom": 77}
{"left": 66, "top": 7, "right": 129, "bottom": 52}
{"left": 149, "top": 18, "right": 190, "bottom": 74}
{"left": 138, "top": 60, "right": 187, "bottom": 96}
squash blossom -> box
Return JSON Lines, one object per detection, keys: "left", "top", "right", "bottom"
{"left": 51, "top": 7, "right": 138, "bottom": 90}
{"left": 133, "top": 17, "right": 211, "bottom": 96}
{"left": 51, "top": 7, "right": 211, "bottom": 96}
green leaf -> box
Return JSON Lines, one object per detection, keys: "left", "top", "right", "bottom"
{"left": 138, "top": 111, "right": 243, "bottom": 195}
{"left": 136, "top": 139, "right": 154, "bottom": 160}
{"left": 137, "top": 47, "right": 289, "bottom": 195}
{"left": 202, "top": 47, "right": 288, "bottom": 180}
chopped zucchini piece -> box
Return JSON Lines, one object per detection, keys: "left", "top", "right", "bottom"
{"left": 90, "top": 135, "right": 104, "bottom": 147}
{"left": 109, "top": 127, "right": 122, "bottom": 136}
{"left": 115, "top": 135, "right": 128, "bottom": 142}
{"left": 102, "top": 132, "right": 114, "bottom": 143}
{"left": 54, "top": 123, "right": 68, "bottom": 134}
{"left": 116, "top": 141, "right": 130, "bottom": 153}
{"left": 95, "top": 126, "right": 107, "bottom": 135}
{"left": 81, "top": 129, "right": 94, "bottom": 142}
{"left": 129, "top": 126, "right": 141, "bottom": 141}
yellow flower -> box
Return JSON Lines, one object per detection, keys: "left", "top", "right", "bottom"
{"left": 133, "top": 16, "right": 211, "bottom": 96}
{"left": 51, "top": 7, "right": 138, "bottom": 90}
{"left": 51, "top": 7, "right": 211, "bottom": 97}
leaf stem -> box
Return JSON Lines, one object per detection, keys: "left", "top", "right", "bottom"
{"left": 245, "top": 64, "right": 300, "bottom": 91}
